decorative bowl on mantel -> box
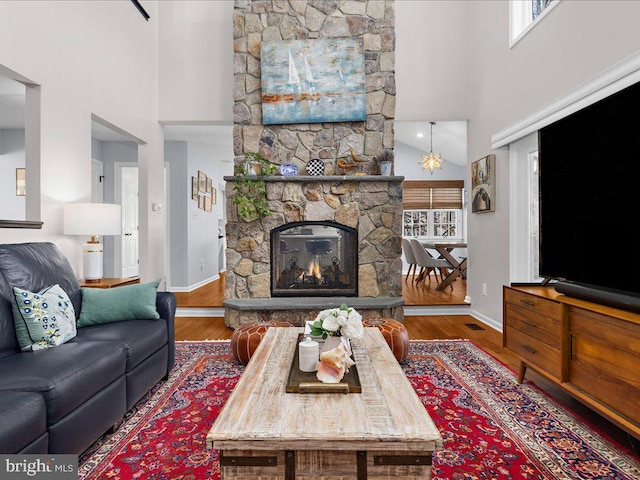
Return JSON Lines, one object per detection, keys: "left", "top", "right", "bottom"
{"left": 279, "top": 163, "right": 299, "bottom": 176}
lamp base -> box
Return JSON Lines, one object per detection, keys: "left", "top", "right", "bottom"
{"left": 83, "top": 242, "right": 103, "bottom": 281}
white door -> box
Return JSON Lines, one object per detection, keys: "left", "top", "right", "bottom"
{"left": 91, "top": 159, "right": 104, "bottom": 203}
{"left": 121, "top": 167, "right": 139, "bottom": 278}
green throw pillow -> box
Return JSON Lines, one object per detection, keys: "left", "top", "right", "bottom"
{"left": 12, "top": 284, "right": 77, "bottom": 352}
{"left": 77, "top": 280, "right": 160, "bottom": 327}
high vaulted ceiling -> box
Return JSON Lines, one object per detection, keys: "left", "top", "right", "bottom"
{"left": 394, "top": 121, "right": 467, "bottom": 166}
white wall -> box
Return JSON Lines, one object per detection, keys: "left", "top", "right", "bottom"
{"left": 165, "top": 137, "right": 233, "bottom": 291}
{"left": 165, "top": 141, "right": 189, "bottom": 287}
{"left": 466, "top": 0, "right": 640, "bottom": 326}
{"left": 395, "top": 141, "right": 467, "bottom": 182}
{"left": 395, "top": 0, "right": 469, "bottom": 121}
{"left": 187, "top": 142, "right": 218, "bottom": 286}
{"left": 158, "top": 1, "right": 234, "bottom": 122}
{"left": 0, "top": 1, "right": 165, "bottom": 284}
{"left": 0, "top": 129, "right": 25, "bottom": 220}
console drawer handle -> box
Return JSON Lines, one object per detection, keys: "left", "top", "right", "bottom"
{"left": 521, "top": 320, "right": 537, "bottom": 328}
{"left": 521, "top": 344, "right": 536, "bottom": 354}
{"left": 520, "top": 299, "right": 535, "bottom": 306}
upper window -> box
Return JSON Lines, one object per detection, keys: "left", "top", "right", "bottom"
{"left": 510, "top": 0, "right": 560, "bottom": 47}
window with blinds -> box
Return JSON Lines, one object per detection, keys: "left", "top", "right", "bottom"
{"left": 402, "top": 181, "right": 464, "bottom": 209}
{"left": 402, "top": 181, "right": 464, "bottom": 239}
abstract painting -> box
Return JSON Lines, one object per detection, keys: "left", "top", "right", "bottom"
{"left": 471, "top": 154, "right": 495, "bottom": 213}
{"left": 261, "top": 38, "right": 366, "bottom": 125}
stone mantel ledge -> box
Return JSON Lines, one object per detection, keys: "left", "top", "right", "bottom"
{"left": 224, "top": 297, "right": 405, "bottom": 328}
{"left": 224, "top": 176, "right": 404, "bottom": 182}
{"left": 224, "top": 296, "right": 404, "bottom": 311}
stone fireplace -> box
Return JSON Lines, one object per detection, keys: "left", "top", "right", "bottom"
{"left": 271, "top": 220, "right": 358, "bottom": 297}
{"left": 225, "top": 0, "right": 400, "bottom": 328}
{"left": 224, "top": 175, "right": 404, "bottom": 328}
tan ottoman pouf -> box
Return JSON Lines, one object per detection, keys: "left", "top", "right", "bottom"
{"left": 362, "top": 318, "right": 409, "bottom": 362}
{"left": 231, "top": 321, "right": 293, "bottom": 365}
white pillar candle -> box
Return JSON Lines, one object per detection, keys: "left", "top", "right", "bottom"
{"left": 298, "top": 336, "right": 319, "bottom": 372}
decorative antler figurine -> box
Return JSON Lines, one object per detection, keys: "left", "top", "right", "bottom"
{"left": 349, "top": 147, "right": 366, "bottom": 163}
{"left": 337, "top": 158, "right": 359, "bottom": 170}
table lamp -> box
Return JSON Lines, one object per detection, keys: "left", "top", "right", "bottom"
{"left": 64, "top": 203, "right": 122, "bottom": 281}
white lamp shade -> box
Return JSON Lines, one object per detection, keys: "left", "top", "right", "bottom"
{"left": 64, "top": 203, "right": 122, "bottom": 236}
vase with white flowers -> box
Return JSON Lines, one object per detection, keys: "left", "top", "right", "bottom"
{"left": 309, "top": 304, "right": 363, "bottom": 383}
{"left": 309, "top": 303, "right": 364, "bottom": 340}
{"left": 309, "top": 303, "right": 364, "bottom": 356}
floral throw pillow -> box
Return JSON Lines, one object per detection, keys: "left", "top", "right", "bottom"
{"left": 12, "top": 284, "right": 77, "bottom": 352}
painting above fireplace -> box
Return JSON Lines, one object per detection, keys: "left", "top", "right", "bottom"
{"left": 271, "top": 221, "right": 358, "bottom": 297}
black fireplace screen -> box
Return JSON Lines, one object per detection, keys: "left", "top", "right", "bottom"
{"left": 270, "top": 221, "right": 358, "bottom": 297}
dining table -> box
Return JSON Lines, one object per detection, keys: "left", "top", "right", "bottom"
{"left": 421, "top": 242, "right": 467, "bottom": 291}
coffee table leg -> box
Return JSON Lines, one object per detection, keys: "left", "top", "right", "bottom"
{"left": 357, "top": 451, "right": 367, "bottom": 479}
{"left": 285, "top": 450, "right": 295, "bottom": 480}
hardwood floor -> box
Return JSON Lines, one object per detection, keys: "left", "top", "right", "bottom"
{"left": 173, "top": 272, "right": 226, "bottom": 308}
{"left": 172, "top": 271, "right": 467, "bottom": 308}
{"left": 403, "top": 273, "right": 467, "bottom": 306}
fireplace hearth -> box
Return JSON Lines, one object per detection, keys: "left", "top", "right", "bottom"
{"left": 271, "top": 221, "right": 357, "bottom": 297}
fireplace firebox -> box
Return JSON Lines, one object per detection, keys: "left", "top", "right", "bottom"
{"left": 271, "top": 221, "right": 358, "bottom": 297}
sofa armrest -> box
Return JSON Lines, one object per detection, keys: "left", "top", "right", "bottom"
{"left": 156, "top": 292, "right": 177, "bottom": 371}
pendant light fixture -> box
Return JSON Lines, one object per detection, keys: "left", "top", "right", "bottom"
{"left": 420, "top": 121, "right": 445, "bottom": 174}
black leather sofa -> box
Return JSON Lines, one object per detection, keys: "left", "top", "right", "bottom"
{"left": 0, "top": 242, "right": 176, "bottom": 454}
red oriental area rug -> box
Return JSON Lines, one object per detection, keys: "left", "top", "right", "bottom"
{"left": 79, "top": 340, "right": 640, "bottom": 480}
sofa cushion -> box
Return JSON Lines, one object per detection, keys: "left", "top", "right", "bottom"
{"left": 0, "top": 242, "right": 81, "bottom": 360}
{"left": 0, "top": 341, "right": 126, "bottom": 424}
{"left": 77, "top": 281, "right": 160, "bottom": 327}
{"left": 12, "top": 284, "right": 77, "bottom": 351}
{"left": 73, "top": 319, "right": 168, "bottom": 372}
{"left": 0, "top": 391, "right": 47, "bottom": 454}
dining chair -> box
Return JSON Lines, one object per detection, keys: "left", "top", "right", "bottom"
{"left": 409, "top": 239, "right": 453, "bottom": 289}
{"left": 401, "top": 238, "right": 418, "bottom": 282}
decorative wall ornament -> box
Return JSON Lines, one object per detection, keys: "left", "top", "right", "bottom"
{"left": 471, "top": 154, "right": 496, "bottom": 213}
{"left": 193, "top": 171, "right": 215, "bottom": 211}
{"left": 305, "top": 158, "right": 325, "bottom": 176}
{"left": 261, "top": 38, "right": 366, "bottom": 125}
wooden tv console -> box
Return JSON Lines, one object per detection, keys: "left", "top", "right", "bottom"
{"left": 503, "top": 285, "right": 640, "bottom": 440}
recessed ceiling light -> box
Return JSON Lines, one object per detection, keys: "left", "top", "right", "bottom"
{"left": 416, "top": 133, "right": 424, "bottom": 138}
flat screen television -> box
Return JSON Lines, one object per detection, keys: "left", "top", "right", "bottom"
{"left": 538, "top": 80, "right": 640, "bottom": 312}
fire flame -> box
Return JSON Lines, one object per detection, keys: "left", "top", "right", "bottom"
{"left": 308, "top": 259, "right": 322, "bottom": 279}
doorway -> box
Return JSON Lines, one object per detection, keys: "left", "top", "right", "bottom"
{"left": 118, "top": 165, "right": 139, "bottom": 278}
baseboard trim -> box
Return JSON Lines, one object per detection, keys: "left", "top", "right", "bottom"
{"left": 404, "top": 305, "right": 471, "bottom": 316}
{"left": 469, "top": 309, "right": 502, "bottom": 332}
{"left": 176, "top": 307, "right": 224, "bottom": 318}
{"left": 169, "top": 274, "right": 220, "bottom": 293}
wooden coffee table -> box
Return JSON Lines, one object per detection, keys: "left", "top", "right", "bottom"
{"left": 206, "top": 327, "right": 442, "bottom": 479}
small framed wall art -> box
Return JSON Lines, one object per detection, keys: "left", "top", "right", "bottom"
{"left": 198, "top": 171, "right": 207, "bottom": 192}
{"left": 192, "top": 177, "right": 198, "bottom": 200}
{"left": 16, "top": 168, "right": 26, "bottom": 196}
{"left": 471, "top": 154, "right": 495, "bottom": 213}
